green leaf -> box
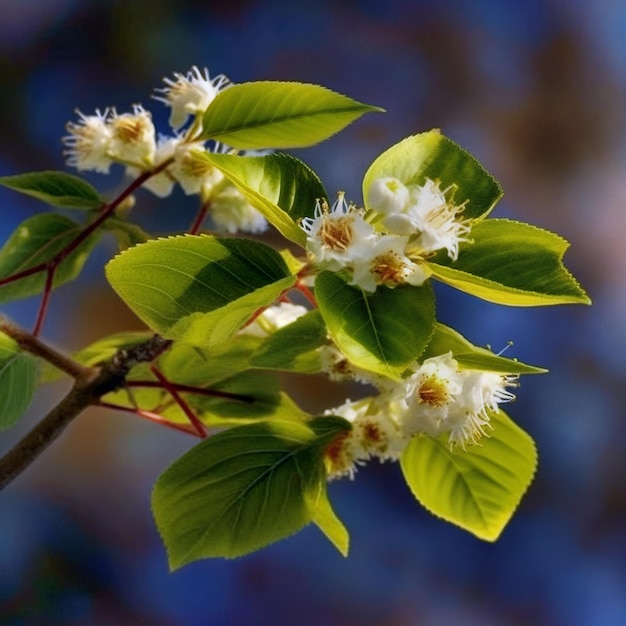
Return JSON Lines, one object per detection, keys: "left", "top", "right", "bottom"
{"left": 249, "top": 310, "right": 326, "bottom": 373}
{"left": 315, "top": 271, "right": 435, "bottom": 379}
{"left": 198, "top": 151, "right": 327, "bottom": 246}
{"left": 103, "top": 365, "right": 308, "bottom": 427}
{"left": 183, "top": 371, "right": 311, "bottom": 426}
{"left": 310, "top": 491, "right": 350, "bottom": 557}
{"left": 0, "top": 331, "right": 37, "bottom": 430}
{"left": 158, "top": 336, "right": 260, "bottom": 387}
{"left": 363, "top": 130, "right": 502, "bottom": 221}
{"left": 422, "top": 323, "right": 547, "bottom": 374}
{"left": 426, "top": 219, "right": 591, "bottom": 306}
{"left": 152, "top": 416, "right": 351, "bottom": 566}
{"left": 200, "top": 81, "right": 383, "bottom": 149}
{"left": 105, "top": 235, "right": 296, "bottom": 347}
{"left": 0, "top": 171, "right": 103, "bottom": 209}
{"left": 400, "top": 410, "right": 537, "bottom": 541}
{"left": 0, "top": 214, "right": 100, "bottom": 303}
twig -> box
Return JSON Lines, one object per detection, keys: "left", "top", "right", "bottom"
{"left": 150, "top": 366, "right": 207, "bottom": 438}
{"left": 126, "top": 380, "right": 254, "bottom": 403}
{"left": 189, "top": 200, "right": 211, "bottom": 235}
{"left": 0, "top": 159, "right": 174, "bottom": 336}
{"left": 98, "top": 402, "right": 202, "bottom": 437}
{"left": 0, "top": 325, "right": 172, "bottom": 490}
{"left": 0, "top": 316, "right": 89, "bottom": 379}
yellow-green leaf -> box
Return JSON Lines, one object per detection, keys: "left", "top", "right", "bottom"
{"left": 363, "top": 130, "right": 502, "bottom": 220}
{"left": 152, "top": 416, "right": 351, "bottom": 567}
{"left": 401, "top": 410, "right": 537, "bottom": 541}
{"left": 427, "top": 219, "right": 590, "bottom": 306}
{"left": 200, "top": 81, "right": 383, "bottom": 149}
{"left": 105, "top": 235, "right": 296, "bottom": 347}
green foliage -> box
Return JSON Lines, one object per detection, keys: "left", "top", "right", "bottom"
{"left": 423, "top": 323, "right": 547, "bottom": 374}
{"left": 315, "top": 271, "right": 435, "bottom": 379}
{"left": 152, "top": 416, "right": 350, "bottom": 567}
{"left": 0, "top": 73, "right": 591, "bottom": 566}
{"left": 363, "top": 130, "right": 502, "bottom": 221}
{"left": 0, "top": 171, "right": 103, "bottom": 210}
{"left": 400, "top": 410, "right": 537, "bottom": 541}
{"left": 178, "top": 371, "right": 310, "bottom": 426}
{"left": 198, "top": 152, "right": 326, "bottom": 246}
{"left": 105, "top": 235, "right": 296, "bottom": 347}
{"left": 427, "top": 219, "right": 590, "bottom": 306}
{"left": 0, "top": 332, "right": 37, "bottom": 430}
{"left": 249, "top": 310, "right": 326, "bottom": 373}
{"left": 200, "top": 81, "right": 384, "bottom": 149}
{"left": 0, "top": 214, "right": 99, "bottom": 303}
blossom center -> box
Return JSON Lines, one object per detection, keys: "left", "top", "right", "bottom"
{"left": 112, "top": 117, "right": 148, "bottom": 144}
{"left": 371, "top": 251, "right": 406, "bottom": 285}
{"left": 417, "top": 375, "right": 449, "bottom": 407}
{"left": 319, "top": 215, "right": 353, "bottom": 251}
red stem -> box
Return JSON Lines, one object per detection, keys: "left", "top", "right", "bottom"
{"left": 296, "top": 280, "right": 317, "bottom": 307}
{"left": 0, "top": 160, "right": 174, "bottom": 335}
{"left": 56, "top": 162, "right": 173, "bottom": 264}
{"left": 150, "top": 366, "right": 207, "bottom": 438}
{"left": 32, "top": 268, "right": 55, "bottom": 337}
{"left": 98, "top": 401, "right": 202, "bottom": 437}
{"left": 126, "top": 380, "right": 253, "bottom": 403}
{"left": 0, "top": 264, "right": 47, "bottom": 287}
{"left": 189, "top": 200, "right": 211, "bottom": 235}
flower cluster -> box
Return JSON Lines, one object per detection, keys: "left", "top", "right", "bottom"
{"left": 62, "top": 66, "right": 267, "bottom": 234}
{"left": 301, "top": 178, "right": 470, "bottom": 292}
{"left": 322, "top": 352, "right": 517, "bottom": 480}
{"left": 236, "top": 304, "right": 517, "bottom": 481}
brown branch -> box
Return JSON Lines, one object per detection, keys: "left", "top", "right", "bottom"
{"left": 0, "top": 376, "right": 99, "bottom": 489}
{"left": 0, "top": 316, "right": 90, "bottom": 379}
{"left": 0, "top": 324, "right": 172, "bottom": 490}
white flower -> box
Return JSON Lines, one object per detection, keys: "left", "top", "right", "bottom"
{"left": 324, "top": 398, "right": 405, "bottom": 480}
{"left": 395, "top": 352, "right": 464, "bottom": 438}
{"left": 367, "top": 177, "right": 410, "bottom": 216}
{"left": 368, "top": 177, "right": 471, "bottom": 260}
{"left": 169, "top": 144, "right": 224, "bottom": 196}
{"left": 132, "top": 140, "right": 224, "bottom": 198}
{"left": 459, "top": 370, "right": 517, "bottom": 415}
{"left": 446, "top": 370, "right": 517, "bottom": 448}
{"left": 127, "top": 134, "right": 183, "bottom": 197}
{"left": 62, "top": 108, "right": 114, "bottom": 173}
{"left": 209, "top": 184, "right": 268, "bottom": 234}
{"left": 153, "top": 66, "right": 231, "bottom": 130}
{"left": 241, "top": 302, "right": 308, "bottom": 338}
{"left": 393, "top": 352, "right": 517, "bottom": 449}
{"left": 351, "top": 233, "right": 431, "bottom": 292}
{"left": 319, "top": 343, "right": 384, "bottom": 386}
{"left": 108, "top": 104, "right": 156, "bottom": 167}
{"left": 408, "top": 180, "right": 471, "bottom": 260}
{"left": 301, "top": 193, "right": 377, "bottom": 272}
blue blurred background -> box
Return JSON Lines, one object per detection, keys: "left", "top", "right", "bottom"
{"left": 1, "top": 0, "right": 625, "bottom": 624}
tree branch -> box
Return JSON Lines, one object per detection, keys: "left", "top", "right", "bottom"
{"left": 0, "top": 316, "right": 90, "bottom": 378}
{"left": 0, "top": 325, "right": 172, "bottom": 490}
